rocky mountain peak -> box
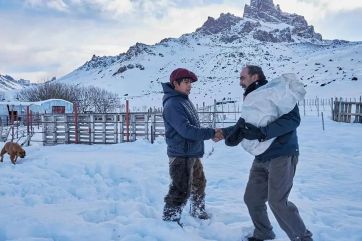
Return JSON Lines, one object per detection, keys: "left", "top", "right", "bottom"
{"left": 244, "top": 0, "right": 281, "bottom": 23}
{"left": 243, "top": 0, "right": 322, "bottom": 40}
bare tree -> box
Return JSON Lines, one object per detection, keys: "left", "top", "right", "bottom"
{"left": 18, "top": 82, "right": 77, "bottom": 102}
{"left": 18, "top": 82, "right": 120, "bottom": 113}
{"left": 76, "top": 87, "right": 94, "bottom": 113}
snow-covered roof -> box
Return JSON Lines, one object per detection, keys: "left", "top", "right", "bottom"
{"left": 0, "top": 99, "right": 73, "bottom": 106}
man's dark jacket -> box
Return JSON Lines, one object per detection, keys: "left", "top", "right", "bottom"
{"left": 224, "top": 79, "right": 300, "bottom": 161}
{"left": 162, "top": 83, "right": 215, "bottom": 157}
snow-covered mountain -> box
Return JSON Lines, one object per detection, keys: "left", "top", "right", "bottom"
{"left": 0, "top": 74, "right": 31, "bottom": 101}
{"left": 0, "top": 74, "right": 28, "bottom": 90}
{"left": 58, "top": 0, "right": 362, "bottom": 106}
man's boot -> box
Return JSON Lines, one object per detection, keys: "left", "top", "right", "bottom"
{"left": 190, "top": 196, "right": 210, "bottom": 220}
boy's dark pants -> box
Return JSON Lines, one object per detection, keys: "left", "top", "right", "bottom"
{"left": 163, "top": 157, "right": 206, "bottom": 220}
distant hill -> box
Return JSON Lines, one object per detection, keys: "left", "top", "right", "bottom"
{"left": 0, "top": 74, "right": 32, "bottom": 101}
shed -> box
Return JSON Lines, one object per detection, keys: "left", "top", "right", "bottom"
{"left": 0, "top": 99, "right": 73, "bottom": 125}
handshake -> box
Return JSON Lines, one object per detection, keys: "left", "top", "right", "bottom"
{"left": 212, "top": 128, "right": 224, "bottom": 142}
{"left": 212, "top": 118, "right": 266, "bottom": 145}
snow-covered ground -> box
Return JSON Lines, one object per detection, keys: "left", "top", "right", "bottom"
{"left": 0, "top": 115, "right": 361, "bottom": 241}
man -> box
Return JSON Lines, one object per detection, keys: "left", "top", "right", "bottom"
{"left": 161, "top": 68, "right": 222, "bottom": 225}
{"left": 222, "top": 65, "right": 313, "bottom": 241}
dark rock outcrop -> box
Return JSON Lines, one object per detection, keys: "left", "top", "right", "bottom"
{"left": 252, "top": 27, "right": 293, "bottom": 43}
{"left": 239, "top": 21, "right": 261, "bottom": 34}
{"left": 81, "top": 55, "right": 117, "bottom": 71}
{"left": 113, "top": 63, "right": 145, "bottom": 76}
{"left": 196, "top": 13, "right": 242, "bottom": 35}
{"left": 126, "top": 43, "right": 155, "bottom": 57}
{"left": 220, "top": 35, "right": 240, "bottom": 43}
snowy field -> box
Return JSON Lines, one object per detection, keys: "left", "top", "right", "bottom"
{"left": 0, "top": 115, "right": 361, "bottom": 241}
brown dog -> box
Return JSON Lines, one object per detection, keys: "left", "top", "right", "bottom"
{"left": 0, "top": 142, "right": 26, "bottom": 164}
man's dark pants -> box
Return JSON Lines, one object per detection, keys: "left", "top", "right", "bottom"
{"left": 244, "top": 155, "right": 313, "bottom": 241}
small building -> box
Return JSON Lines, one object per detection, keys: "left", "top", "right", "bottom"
{"left": 0, "top": 99, "right": 73, "bottom": 125}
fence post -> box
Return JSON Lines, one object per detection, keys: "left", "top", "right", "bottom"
{"left": 131, "top": 114, "right": 136, "bottom": 141}
{"left": 338, "top": 98, "right": 342, "bottom": 122}
{"left": 41, "top": 115, "right": 45, "bottom": 145}
{"left": 65, "top": 114, "right": 69, "bottom": 144}
{"left": 221, "top": 102, "right": 224, "bottom": 120}
{"left": 73, "top": 103, "right": 78, "bottom": 144}
{"left": 126, "top": 100, "right": 130, "bottom": 142}
{"left": 321, "top": 112, "right": 325, "bottom": 131}
{"left": 151, "top": 114, "right": 155, "bottom": 144}
{"left": 114, "top": 114, "right": 119, "bottom": 143}
{"left": 52, "top": 115, "right": 56, "bottom": 145}
{"left": 212, "top": 99, "right": 217, "bottom": 128}
{"left": 102, "top": 114, "right": 106, "bottom": 144}
{"left": 10, "top": 106, "right": 14, "bottom": 142}
{"left": 89, "top": 114, "right": 93, "bottom": 145}
{"left": 347, "top": 101, "right": 352, "bottom": 123}
{"left": 26, "top": 106, "right": 30, "bottom": 146}
{"left": 119, "top": 114, "right": 124, "bottom": 143}
{"left": 303, "top": 99, "right": 306, "bottom": 116}
{"left": 145, "top": 113, "right": 149, "bottom": 141}
{"left": 316, "top": 97, "right": 320, "bottom": 117}
{"left": 30, "top": 111, "right": 33, "bottom": 135}
{"left": 330, "top": 98, "right": 334, "bottom": 120}
{"left": 359, "top": 97, "right": 362, "bottom": 123}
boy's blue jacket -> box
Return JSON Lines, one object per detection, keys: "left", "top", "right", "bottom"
{"left": 162, "top": 83, "right": 215, "bottom": 157}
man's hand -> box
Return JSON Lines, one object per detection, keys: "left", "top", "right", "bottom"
{"left": 242, "top": 123, "right": 266, "bottom": 141}
{"left": 236, "top": 117, "right": 245, "bottom": 128}
{"left": 224, "top": 124, "right": 244, "bottom": 146}
{"left": 212, "top": 128, "right": 224, "bottom": 142}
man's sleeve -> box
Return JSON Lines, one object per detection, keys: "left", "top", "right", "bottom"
{"left": 260, "top": 105, "right": 301, "bottom": 140}
{"left": 164, "top": 103, "right": 215, "bottom": 141}
{"left": 221, "top": 125, "right": 236, "bottom": 138}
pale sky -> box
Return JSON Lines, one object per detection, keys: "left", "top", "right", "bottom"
{"left": 0, "top": 0, "right": 361, "bottom": 82}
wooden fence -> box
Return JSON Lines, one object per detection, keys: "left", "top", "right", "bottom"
{"left": 41, "top": 110, "right": 238, "bottom": 145}
{"left": 0, "top": 125, "right": 11, "bottom": 142}
{"left": 42, "top": 112, "right": 167, "bottom": 145}
{"left": 332, "top": 97, "right": 362, "bottom": 123}
{"left": 0, "top": 110, "right": 36, "bottom": 145}
{"left": 37, "top": 96, "right": 361, "bottom": 145}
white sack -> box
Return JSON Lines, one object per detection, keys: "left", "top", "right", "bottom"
{"left": 239, "top": 73, "right": 306, "bottom": 155}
